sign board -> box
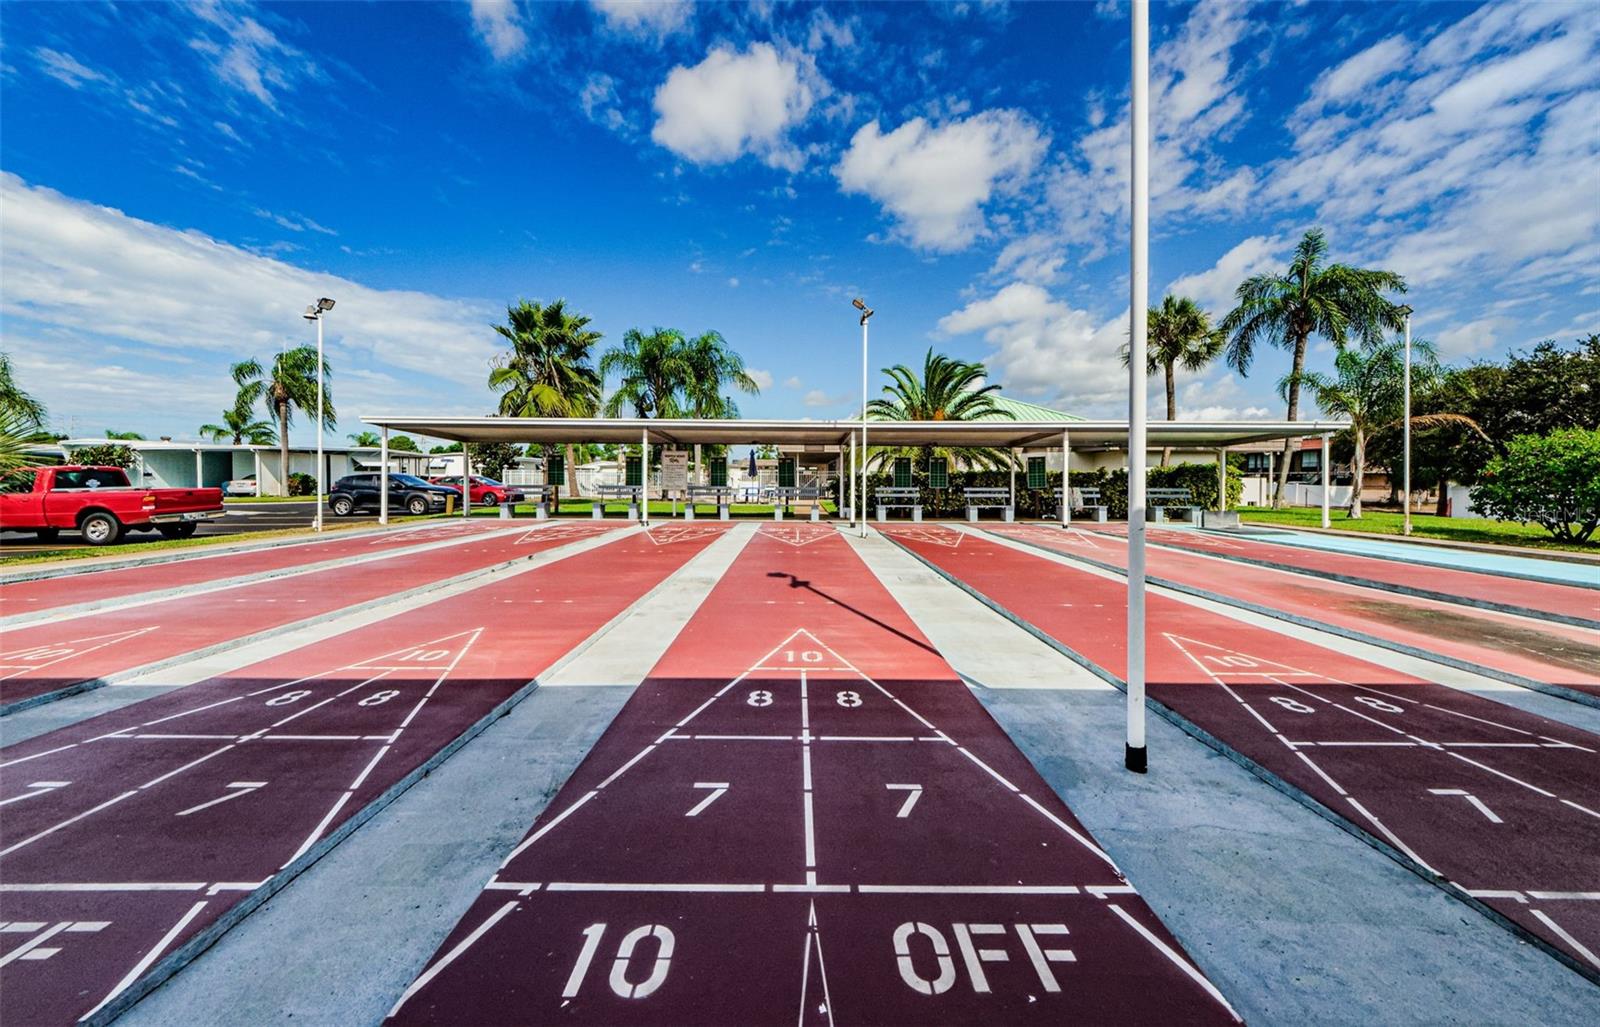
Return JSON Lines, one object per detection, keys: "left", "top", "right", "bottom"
{"left": 928, "top": 457, "right": 949, "bottom": 489}
{"left": 709, "top": 457, "right": 728, "bottom": 487}
{"left": 625, "top": 456, "right": 642, "bottom": 487}
{"left": 1027, "top": 456, "right": 1047, "bottom": 490}
{"left": 546, "top": 454, "right": 564, "bottom": 484}
{"left": 778, "top": 458, "right": 797, "bottom": 489}
{"left": 661, "top": 450, "right": 689, "bottom": 492}
{"left": 893, "top": 458, "right": 912, "bottom": 488}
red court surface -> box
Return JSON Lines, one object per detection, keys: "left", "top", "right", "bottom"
{"left": 0, "top": 523, "right": 622, "bottom": 716}
{"left": 388, "top": 523, "right": 1241, "bottom": 1025}
{"left": 991, "top": 524, "right": 1600, "bottom": 704}
{"left": 0, "top": 523, "right": 728, "bottom": 1025}
{"left": 883, "top": 525, "right": 1600, "bottom": 982}
{"left": 1, "top": 520, "right": 513, "bottom": 616}
{"left": 1087, "top": 523, "right": 1600, "bottom": 628}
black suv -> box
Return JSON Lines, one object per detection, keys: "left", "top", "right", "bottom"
{"left": 328, "top": 473, "right": 455, "bottom": 516}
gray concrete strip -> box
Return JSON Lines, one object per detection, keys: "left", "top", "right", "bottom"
{"left": 852, "top": 531, "right": 1600, "bottom": 1023}
{"left": 0, "top": 522, "right": 543, "bottom": 629}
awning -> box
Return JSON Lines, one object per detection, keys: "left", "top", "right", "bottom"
{"left": 360, "top": 416, "right": 1348, "bottom": 451}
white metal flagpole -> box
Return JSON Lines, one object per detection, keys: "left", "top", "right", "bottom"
{"left": 1402, "top": 309, "right": 1413, "bottom": 535}
{"left": 1126, "top": 0, "right": 1150, "bottom": 774}
{"left": 1321, "top": 432, "right": 1332, "bottom": 528}
{"left": 859, "top": 307, "right": 870, "bottom": 538}
{"left": 314, "top": 313, "right": 325, "bottom": 532}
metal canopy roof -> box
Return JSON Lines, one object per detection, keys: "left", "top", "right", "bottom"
{"left": 361, "top": 415, "right": 1348, "bottom": 450}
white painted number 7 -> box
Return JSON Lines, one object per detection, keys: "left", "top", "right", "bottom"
{"left": 685, "top": 782, "right": 729, "bottom": 817}
{"left": 887, "top": 783, "right": 922, "bottom": 818}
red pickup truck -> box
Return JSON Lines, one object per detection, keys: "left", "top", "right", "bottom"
{"left": 0, "top": 465, "right": 225, "bottom": 545}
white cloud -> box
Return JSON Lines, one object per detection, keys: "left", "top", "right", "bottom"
{"left": 834, "top": 109, "right": 1048, "bottom": 252}
{"left": 937, "top": 283, "right": 1128, "bottom": 414}
{"left": 33, "top": 48, "right": 108, "bottom": 89}
{"left": 1164, "top": 235, "right": 1285, "bottom": 313}
{"left": 469, "top": 0, "right": 529, "bottom": 61}
{"left": 591, "top": 0, "right": 692, "bottom": 38}
{"left": 579, "top": 73, "right": 630, "bottom": 133}
{"left": 804, "top": 388, "right": 853, "bottom": 409}
{"left": 747, "top": 368, "right": 774, "bottom": 390}
{"left": 652, "top": 43, "right": 825, "bottom": 171}
{"left": 0, "top": 174, "right": 499, "bottom": 433}
{"left": 188, "top": 3, "right": 320, "bottom": 110}
{"left": 783, "top": 376, "right": 803, "bottom": 389}
{"left": 1301, "top": 36, "right": 1411, "bottom": 111}
{"left": 727, "top": 277, "right": 740, "bottom": 288}
{"left": 1433, "top": 315, "right": 1513, "bottom": 359}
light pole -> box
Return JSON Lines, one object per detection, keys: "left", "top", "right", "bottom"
{"left": 853, "top": 297, "right": 874, "bottom": 539}
{"left": 1125, "top": 0, "right": 1149, "bottom": 774}
{"left": 1397, "top": 304, "right": 1414, "bottom": 536}
{"left": 302, "top": 297, "right": 335, "bottom": 531}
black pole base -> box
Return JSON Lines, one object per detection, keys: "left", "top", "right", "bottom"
{"left": 1125, "top": 744, "right": 1148, "bottom": 774}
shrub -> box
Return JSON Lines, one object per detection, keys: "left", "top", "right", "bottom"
{"left": 853, "top": 460, "right": 1242, "bottom": 519}
{"left": 70, "top": 444, "right": 135, "bottom": 468}
{"left": 287, "top": 472, "right": 317, "bottom": 497}
{"left": 1469, "top": 428, "right": 1600, "bottom": 543}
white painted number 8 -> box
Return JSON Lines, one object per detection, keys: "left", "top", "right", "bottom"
{"left": 1268, "top": 696, "right": 1315, "bottom": 714}
{"left": 746, "top": 690, "right": 773, "bottom": 707}
{"left": 266, "top": 690, "right": 312, "bottom": 706}
{"left": 1353, "top": 695, "right": 1403, "bottom": 714}
{"left": 359, "top": 690, "right": 400, "bottom": 707}
{"left": 836, "top": 690, "right": 862, "bottom": 708}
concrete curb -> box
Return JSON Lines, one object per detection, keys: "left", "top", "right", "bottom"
{"left": 875, "top": 526, "right": 1600, "bottom": 989}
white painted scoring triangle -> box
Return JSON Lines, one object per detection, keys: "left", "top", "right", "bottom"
{"left": 0, "top": 626, "right": 158, "bottom": 679}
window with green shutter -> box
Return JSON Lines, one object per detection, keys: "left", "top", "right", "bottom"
{"left": 778, "top": 458, "right": 797, "bottom": 488}
{"left": 893, "top": 458, "right": 912, "bottom": 488}
{"left": 1027, "top": 456, "right": 1047, "bottom": 489}
{"left": 928, "top": 457, "right": 949, "bottom": 489}
{"left": 709, "top": 458, "right": 727, "bottom": 487}
{"left": 625, "top": 456, "right": 642, "bottom": 487}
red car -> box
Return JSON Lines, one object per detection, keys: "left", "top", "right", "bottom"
{"left": 428, "top": 475, "right": 525, "bottom": 507}
{"left": 0, "top": 465, "right": 224, "bottom": 545}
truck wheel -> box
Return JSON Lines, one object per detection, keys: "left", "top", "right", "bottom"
{"left": 158, "top": 523, "right": 198, "bottom": 539}
{"left": 406, "top": 495, "right": 429, "bottom": 516}
{"left": 34, "top": 528, "right": 61, "bottom": 542}
{"left": 330, "top": 496, "right": 354, "bottom": 516}
{"left": 80, "top": 512, "right": 123, "bottom": 546}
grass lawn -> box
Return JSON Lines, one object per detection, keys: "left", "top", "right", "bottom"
{"left": 0, "top": 514, "right": 441, "bottom": 567}
{"left": 1238, "top": 506, "right": 1598, "bottom": 556}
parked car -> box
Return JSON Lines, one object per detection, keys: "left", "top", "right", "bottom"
{"left": 223, "top": 473, "right": 258, "bottom": 497}
{"left": 327, "top": 473, "right": 455, "bottom": 517}
{"left": 0, "top": 465, "right": 225, "bottom": 545}
{"left": 428, "top": 475, "right": 525, "bottom": 506}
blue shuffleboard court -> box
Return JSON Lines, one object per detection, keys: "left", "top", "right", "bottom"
{"left": 1225, "top": 527, "right": 1600, "bottom": 589}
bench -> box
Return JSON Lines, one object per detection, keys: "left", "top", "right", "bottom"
{"left": 961, "top": 487, "right": 1013, "bottom": 523}
{"left": 685, "top": 485, "right": 734, "bottom": 521}
{"left": 594, "top": 484, "right": 642, "bottom": 520}
{"left": 1148, "top": 487, "right": 1201, "bottom": 524}
{"left": 519, "top": 483, "right": 558, "bottom": 520}
{"left": 875, "top": 486, "right": 922, "bottom": 523}
{"left": 1056, "top": 487, "right": 1108, "bottom": 523}
{"left": 770, "top": 486, "right": 825, "bottom": 521}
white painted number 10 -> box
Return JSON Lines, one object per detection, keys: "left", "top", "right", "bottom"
{"left": 564, "top": 923, "right": 675, "bottom": 1000}
{"left": 784, "top": 650, "right": 823, "bottom": 663}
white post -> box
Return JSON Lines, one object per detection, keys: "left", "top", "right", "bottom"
{"left": 379, "top": 427, "right": 389, "bottom": 524}
{"left": 462, "top": 447, "right": 471, "bottom": 518}
{"left": 1217, "top": 448, "right": 1227, "bottom": 512}
{"left": 848, "top": 433, "right": 856, "bottom": 521}
{"left": 1402, "top": 311, "right": 1413, "bottom": 536}
{"left": 1009, "top": 448, "right": 1017, "bottom": 510}
{"left": 314, "top": 313, "right": 325, "bottom": 532}
{"left": 860, "top": 316, "right": 869, "bottom": 538}
{"left": 194, "top": 448, "right": 203, "bottom": 489}
{"left": 641, "top": 427, "right": 649, "bottom": 526}
{"left": 1320, "top": 432, "right": 1331, "bottom": 529}
{"left": 1125, "top": 0, "right": 1149, "bottom": 775}
{"left": 1061, "top": 429, "right": 1071, "bottom": 528}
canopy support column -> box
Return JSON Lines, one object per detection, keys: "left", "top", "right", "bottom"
{"left": 1217, "top": 447, "right": 1227, "bottom": 512}
{"left": 1061, "top": 430, "right": 1070, "bottom": 528}
{"left": 462, "top": 446, "right": 471, "bottom": 518}
{"left": 1321, "top": 433, "right": 1331, "bottom": 528}
{"left": 640, "top": 428, "right": 649, "bottom": 527}
{"left": 379, "top": 428, "right": 389, "bottom": 525}
{"left": 1008, "top": 448, "right": 1016, "bottom": 512}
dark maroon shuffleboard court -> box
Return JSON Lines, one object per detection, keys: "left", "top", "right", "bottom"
{"left": 1, "top": 520, "right": 515, "bottom": 616}
{"left": 0, "top": 523, "right": 620, "bottom": 715}
{"left": 0, "top": 523, "right": 728, "bottom": 1024}
{"left": 883, "top": 525, "right": 1600, "bottom": 980}
{"left": 388, "top": 524, "right": 1241, "bottom": 1025}
{"left": 993, "top": 524, "right": 1600, "bottom": 702}
{"left": 1091, "top": 522, "right": 1600, "bottom": 628}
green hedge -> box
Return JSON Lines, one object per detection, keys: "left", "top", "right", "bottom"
{"left": 852, "top": 462, "right": 1242, "bottom": 519}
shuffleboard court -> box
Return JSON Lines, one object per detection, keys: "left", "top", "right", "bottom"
{"left": 883, "top": 524, "right": 1600, "bottom": 982}
{"left": 0, "top": 523, "right": 728, "bottom": 1025}
{"left": 0, "top": 524, "right": 625, "bottom": 716}
{"left": 1084, "top": 524, "right": 1600, "bottom": 629}
{"left": 1226, "top": 527, "right": 1600, "bottom": 589}
{"left": 388, "top": 523, "right": 1240, "bottom": 1025}
{"left": 993, "top": 524, "right": 1600, "bottom": 705}
{"left": 0, "top": 520, "right": 517, "bottom": 618}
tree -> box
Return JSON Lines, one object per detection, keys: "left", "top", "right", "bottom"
{"left": 348, "top": 430, "right": 381, "bottom": 447}
{"left": 0, "top": 352, "right": 48, "bottom": 434}
{"left": 1123, "top": 295, "right": 1224, "bottom": 466}
{"left": 390, "top": 435, "right": 420, "bottom": 452}
{"left": 1221, "top": 228, "right": 1407, "bottom": 505}
{"left": 680, "top": 329, "right": 760, "bottom": 482}
{"left": 1470, "top": 429, "right": 1600, "bottom": 543}
{"left": 469, "top": 442, "right": 522, "bottom": 482}
{"left": 201, "top": 406, "right": 276, "bottom": 445}
{"left": 105, "top": 430, "right": 146, "bottom": 440}
{"left": 867, "top": 349, "right": 1014, "bottom": 470}
{"left": 232, "top": 346, "right": 334, "bottom": 496}
{"left": 601, "top": 327, "right": 689, "bottom": 419}
{"left": 70, "top": 444, "right": 135, "bottom": 468}
{"left": 489, "top": 299, "right": 603, "bottom": 496}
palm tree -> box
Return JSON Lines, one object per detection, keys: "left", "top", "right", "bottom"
{"left": 233, "top": 346, "right": 334, "bottom": 496}
{"left": 0, "top": 352, "right": 48, "bottom": 434}
{"left": 201, "top": 406, "right": 276, "bottom": 445}
{"left": 1300, "top": 336, "right": 1447, "bottom": 518}
{"left": 105, "top": 430, "right": 146, "bottom": 440}
{"left": 680, "top": 329, "right": 760, "bottom": 482}
{"left": 1221, "top": 228, "right": 1407, "bottom": 505}
{"left": 488, "top": 299, "right": 603, "bottom": 495}
{"left": 348, "top": 430, "right": 381, "bottom": 447}
{"left": 867, "top": 349, "right": 1014, "bottom": 470}
{"left": 601, "top": 328, "right": 689, "bottom": 419}
{"left": 1123, "top": 295, "right": 1225, "bottom": 466}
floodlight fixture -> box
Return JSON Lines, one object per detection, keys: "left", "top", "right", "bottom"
{"left": 318, "top": 297, "right": 336, "bottom": 312}
{"left": 1396, "top": 304, "right": 1414, "bottom": 318}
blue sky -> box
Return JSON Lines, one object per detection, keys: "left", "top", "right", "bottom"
{"left": 2, "top": 0, "right": 1596, "bottom": 444}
